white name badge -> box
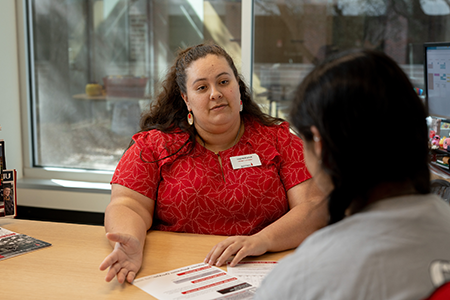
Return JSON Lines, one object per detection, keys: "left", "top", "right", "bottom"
{"left": 230, "top": 154, "right": 262, "bottom": 170}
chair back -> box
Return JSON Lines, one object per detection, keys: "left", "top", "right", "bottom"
{"left": 430, "top": 179, "right": 450, "bottom": 204}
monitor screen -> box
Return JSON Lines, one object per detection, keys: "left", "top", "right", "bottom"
{"left": 424, "top": 42, "right": 450, "bottom": 120}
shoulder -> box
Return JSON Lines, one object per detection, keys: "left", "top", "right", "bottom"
{"left": 303, "top": 193, "right": 450, "bottom": 253}
{"left": 244, "top": 117, "right": 296, "bottom": 142}
{"left": 131, "top": 129, "right": 190, "bottom": 150}
{"left": 128, "top": 129, "right": 191, "bottom": 162}
{"left": 255, "top": 217, "right": 379, "bottom": 299}
{"left": 257, "top": 194, "right": 450, "bottom": 299}
{"left": 242, "top": 117, "right": 305, "bottom": 170}
{"left": 362, "top": 194, "right": 450, "bottom": 229}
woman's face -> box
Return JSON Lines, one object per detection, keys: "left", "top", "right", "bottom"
{"left": 181, "top": 54, "right": 241, "bottom": 134}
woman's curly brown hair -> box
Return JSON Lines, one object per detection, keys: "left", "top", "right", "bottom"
{"left": 131, "top": 42, "right": 283, "bottom": 156}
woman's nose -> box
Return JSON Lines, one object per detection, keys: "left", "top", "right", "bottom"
{"left": 210, "top": 86, "right": 223, "bottom": 100}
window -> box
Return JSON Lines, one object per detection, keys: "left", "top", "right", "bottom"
{"left": 24, "top": 0, "right": 450, "bottom": 181}
{"left": 26, "top": 0, "right": 243, "bottom": 179}
{"left": 252, "top": 0, "right": 450, "bottom": 119}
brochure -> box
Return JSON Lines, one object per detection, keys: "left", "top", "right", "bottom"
{"left": 0, "top": 139, "right": 5, "bottom": 170}
{"left": 133, "top": 262, "right": 256, "bottom": 300}
{"left": 0, "top": 140, "right": 4, "bottom": 210}
{"left": 1, "top": 169, "right": 17, "bottom": 217}
{"left": 0, "top": 227, "right": 52, "bottom": 261}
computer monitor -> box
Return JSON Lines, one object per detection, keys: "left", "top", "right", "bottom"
{"left": 424, "top": 42, "right": 450, "bottom": 120}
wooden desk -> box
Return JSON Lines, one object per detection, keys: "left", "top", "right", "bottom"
{"left": 1, "top": 219, "right": 293, "bottom": 299}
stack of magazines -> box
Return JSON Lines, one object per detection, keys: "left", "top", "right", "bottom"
{"left": 0, "top": 227, "right": 51, "bottom": 261}
{"left": 0, "top": 139, "right": 17, "bottom": 218}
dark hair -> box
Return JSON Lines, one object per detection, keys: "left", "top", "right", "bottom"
{"left": 290, "top": 49, "right": 430, "bottom": 224}
{"left": 133, "top": 42, "right": 282, "bottom": 156}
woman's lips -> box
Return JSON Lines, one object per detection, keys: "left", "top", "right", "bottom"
{"left": 211, "top": 104, "right": 227, "bottom": 111}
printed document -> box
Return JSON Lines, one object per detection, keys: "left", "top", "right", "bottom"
{"left": 133, "top": 262, "right": 256, "bottom": 300}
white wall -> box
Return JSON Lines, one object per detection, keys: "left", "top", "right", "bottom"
{"left": 0, "top": 1, "right": 110, "bottom": 213}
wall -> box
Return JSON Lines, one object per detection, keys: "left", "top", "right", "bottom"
{"left": 0, "top": 1, "right": 110, "bottom": 214}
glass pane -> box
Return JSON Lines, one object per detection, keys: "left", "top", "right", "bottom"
{"left": 29, "top": 0, "right": 242, "bottom": 171}
{"left": 253, "top": 0, "right": 450, "bottom": 118}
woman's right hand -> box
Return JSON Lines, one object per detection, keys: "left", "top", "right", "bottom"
{"left": 99, "top": 232, "right": 143, "bottom": 284}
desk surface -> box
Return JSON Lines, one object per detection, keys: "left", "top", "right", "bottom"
{"left": 1, "top": 219, "right": 292, "bottom": 299}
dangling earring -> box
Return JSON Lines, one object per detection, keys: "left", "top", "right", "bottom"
{"left": 187, "top": 111, "right": 194, "bottom": 125}
{"left": 240, "top": 100, "right": 243, "bottom": 112}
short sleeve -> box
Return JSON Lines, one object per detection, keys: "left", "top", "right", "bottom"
{"left": 276, "top": 122, "right": 311, "bottom": 190}
{"left": 110, "top": 131, "right": 162, "bottom": 200}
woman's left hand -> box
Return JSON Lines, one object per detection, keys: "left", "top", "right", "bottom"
{"left": 204, "top": 235, "right": 270, "bottom": 267}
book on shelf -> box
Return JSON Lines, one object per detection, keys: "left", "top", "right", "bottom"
{"left": 0, "top": 139, "right": 5, "bottom": 170}
{"left": 0, "top": 139, "right": 17, "bottom": 218}
{"left": 435, "top": 160, "right": 450, "bottom": 169}
{"left": 0, "top": 140, "right": 4, "bottom": 217}
{"left": 0, "top": 139, "right": 4, "bottom": 193}
{"left": 0, "top": 227, "right": 52, "bottom": 261}
{"left": 1, "top": 169, "right": 17, "bottom": 218}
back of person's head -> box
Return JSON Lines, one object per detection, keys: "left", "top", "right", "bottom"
{"left": 290, "top": 49, "right": 430, "bottom": 224}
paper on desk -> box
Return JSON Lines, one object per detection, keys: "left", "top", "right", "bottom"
{"left": 226, "top": 261, "right": 277, "bottom": 287}
{"left": 133, "top": 262, "right": 256, "bottom": 300}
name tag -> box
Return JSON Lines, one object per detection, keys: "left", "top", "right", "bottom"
{"left": 230, "top": 154, "right": 262, "bottom": 170}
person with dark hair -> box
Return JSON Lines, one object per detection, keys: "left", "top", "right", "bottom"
{"left": 3, "top": 184, "right": 14, "bottom": 216}
{"left": 255, "top": 49, "right": 450, "bottom": 299}
{"left": 99, "top": 43, "right": 328, "bottom": 284}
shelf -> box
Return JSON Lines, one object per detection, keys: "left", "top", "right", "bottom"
{"left": 430, "top": 162, "right": 450, "bottom": 178}
{"left": 72, "top": 94, "right": 150, "bottom": 101}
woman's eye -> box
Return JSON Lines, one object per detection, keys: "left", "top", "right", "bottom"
{"left": 220, "top": 80, "right": 229, "bottom": 85}
{"left": 197, "top": 86, "right": 206, "bottom": 91}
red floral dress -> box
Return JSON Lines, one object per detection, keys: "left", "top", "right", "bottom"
{"left": 111, "top": 117, "right": 311, "bottom": 236}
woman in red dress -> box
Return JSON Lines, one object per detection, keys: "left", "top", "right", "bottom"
{"left": 100, "top": 43, "right": 327, "bottom": 284}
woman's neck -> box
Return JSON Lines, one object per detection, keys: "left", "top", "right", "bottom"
{"left": 368, "top": 181, "right": 417, "bottom": 203}
{"left": 196, "top": 119, "right": 243, "bottom": 154}
{"left": 348, "top": 180, "right": 418, "bottom": 215}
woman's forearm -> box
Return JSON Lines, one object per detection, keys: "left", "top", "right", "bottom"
{"left": 254, "top": 200, "right": 328, "bottom": 252}
{"left": 105, "top": 184, "right": 155, "bottom": 249}
{"left": 254, "top": 180, "right": 328, "bottom": 252}
{"left": 104, "top": 203, "right": 151, "bottom": 249}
